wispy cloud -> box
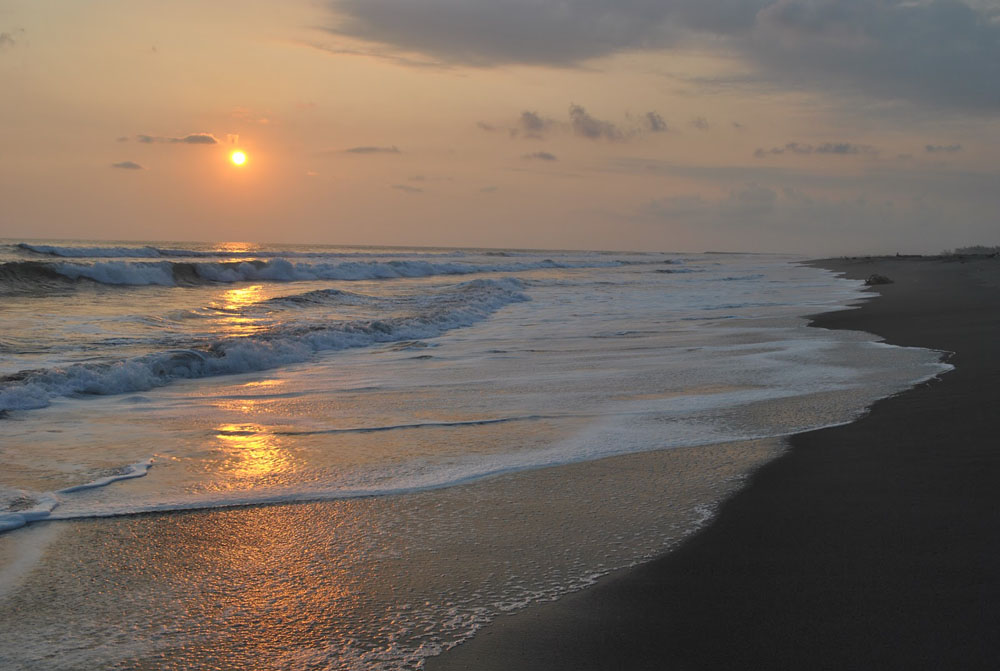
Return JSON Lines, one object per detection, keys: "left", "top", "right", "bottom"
{"left": 111, "top": 161, "right": 144, "bottom": 170}
{"left": 391, "top": 183, "right": 422, "bottom": 193}
{"left": 691, "top": 116, "right": 710, "bottom": 131}
{"left": 345, "top": 145, "right": 401, "bottom": 154}
{"left": 136, "top": 133, "right": 218, "bottom": 145}
{"left": 754, "top": 142, "right": 878, "bottom": 158}
{"left": 926, "top": 144, "right": 962, "bottom": 153}
{"left": 0, "top": 29, "right": 23, "bottom": 50}
{"left": 304, "top": 40, "right": 449, "bottom": 69}
{"left": 523, "top": 151, "right": 557, "bottom": 161}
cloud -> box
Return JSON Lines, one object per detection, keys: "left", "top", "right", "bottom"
{"left": 345, "top": 145, "right": 401, "bottom": 154}
{"left": 0, "top": 32, "right": 17, "bottom": 49}
{"left": 305, "top": 40, "right": 450, "bottom": 69}
{"left": 926, "top": 144, "right": 962, "bottom": 153}
{"left": 391, "top": 184, "right": 422, "bottom": 193}
{"left": 111, "top": 161, "right": 144, "bottom": 170}
{"left": 518, "top": 110, "right": 556, "bottom": 138}
{"left": 327, "top": 0, "right": 1000, "bottom": 112}
{"left": 480, "top": 185, "right": 499, "bottom": 193}
{"left": 327, "top": 0, "right": 680, "bottom": 67}
{"left": 749, "top": 0, "right": 1000, "bottom": 111}
{"left": 815, "top": 142, "right": 875, "bottom": 155}
{"left": 135, "top": 133, "right": 218, "bottom": 144}
{"left": 523, "top": 151, "right": 558, "bottom": 161}
{"left": 173, "top": 133, "right": 217, "bottom": 144}
{"left": 691, "top": 116, "right": 710, "bottom": 130}
{"left": 485, "top": 106, "right": 646, "bottom": 140}
{"left": 569, "top": 104, "right": 624, "bottom": 141}
{"left": 646, "top": 111, "right": 668, "bottom": 132}
{"left": 754, "top": 141, "right": 877, "bottom": 157}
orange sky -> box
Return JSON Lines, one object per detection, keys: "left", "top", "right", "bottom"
{"left": 1, "top": 0, "right": 998, "bottom": 254}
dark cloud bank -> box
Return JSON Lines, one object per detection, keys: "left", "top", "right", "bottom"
{"left": 328, "top": 0, "right": 1000, "bottom": 111}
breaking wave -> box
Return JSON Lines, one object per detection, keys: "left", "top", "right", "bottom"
{"left": 0, "top": 278, "right": 529, "bottom": 413}
{"left": 0, "top": 257, "right": 628, "bottom": 291}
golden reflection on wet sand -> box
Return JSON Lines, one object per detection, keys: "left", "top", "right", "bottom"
{"left": 214, "top": 423, "right": 295, "bottom": 486}
{"left": 0, "top": 440, "right": 784, "bottom": 670}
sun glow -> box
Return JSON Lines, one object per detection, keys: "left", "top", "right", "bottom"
{"left": 230, "top": 150, "right": 247, "bottom": 166}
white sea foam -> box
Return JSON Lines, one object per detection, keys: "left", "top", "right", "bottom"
{"left": 0, "top": 459, "right": 153, "bottom": 532}
{"left": 53, "top": 261, "right": 177, "bottom": 286}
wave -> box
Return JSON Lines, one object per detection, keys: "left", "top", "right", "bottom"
{"left": 0, "top": 260, "right": 75, "bottom": 294}
{"left": 0, "top": 257, "right": 629, "bottom": 291}
{"left": 261, "top": 287, "right": 375, "bottom": 309}
{"left": 0, "top": 278, "right": 529, "bottom": 413}
{"left": 17, "top": 243, "right": 164, "bottom": 258}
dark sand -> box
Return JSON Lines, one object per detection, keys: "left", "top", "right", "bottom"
{"left": 427, "top": 255, "right": 1000, "bottom": 670}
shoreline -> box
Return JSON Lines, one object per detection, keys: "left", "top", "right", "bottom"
{"left": 427, "top": 254, "right": 1000, "bottom": 670}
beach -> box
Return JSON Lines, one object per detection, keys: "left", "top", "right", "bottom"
{"left": 427, "top": 254, "right": 1000, "bottom": 670}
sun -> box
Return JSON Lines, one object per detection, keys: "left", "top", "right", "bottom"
{"left": 230, "top": 150, "right": 247, "bottom": 166}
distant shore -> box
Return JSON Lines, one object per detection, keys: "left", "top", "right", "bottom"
{"left": 427, "top": 254, "right": 1000, "bottom": 670}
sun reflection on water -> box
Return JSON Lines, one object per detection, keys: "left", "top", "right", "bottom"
{"left": 214, "top": 422, "right": 293, "bottom": 484}
{"left": 211, "top": 284, "right": 270, "bottom": 337}
{"left": 216, "top": 241, "right": 259, "bottom": 255}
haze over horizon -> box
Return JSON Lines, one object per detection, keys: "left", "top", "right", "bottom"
{"left": 2, "top": 0, "right": 998, "bottom": 255}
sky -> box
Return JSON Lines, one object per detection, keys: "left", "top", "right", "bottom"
{"left": 1, "top": 0, "right": 998, "bottom": 254}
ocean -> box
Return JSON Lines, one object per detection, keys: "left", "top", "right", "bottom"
{"left": 0, "top": 240, "right": 949, "bottom": 669}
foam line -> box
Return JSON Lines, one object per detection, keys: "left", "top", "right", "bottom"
{"left": 270, "top": 414, "right": 558, "bottom": 436}
{"left": 0, "top": 459, "right": 153, "bottom": 533}
{"left": 56, "top": 458, "right": 154, "bottom": 494}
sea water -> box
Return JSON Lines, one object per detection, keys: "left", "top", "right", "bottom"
{"left": 0, "top": 240, "right": 949, "bottom": 669}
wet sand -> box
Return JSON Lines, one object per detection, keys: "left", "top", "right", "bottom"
{"left": 427, "top": 255, "right": 1000, "bottom": 670}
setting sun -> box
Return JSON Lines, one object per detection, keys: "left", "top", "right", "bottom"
{"left": 230, "top": 150, "right": 247, "bottom": 166}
